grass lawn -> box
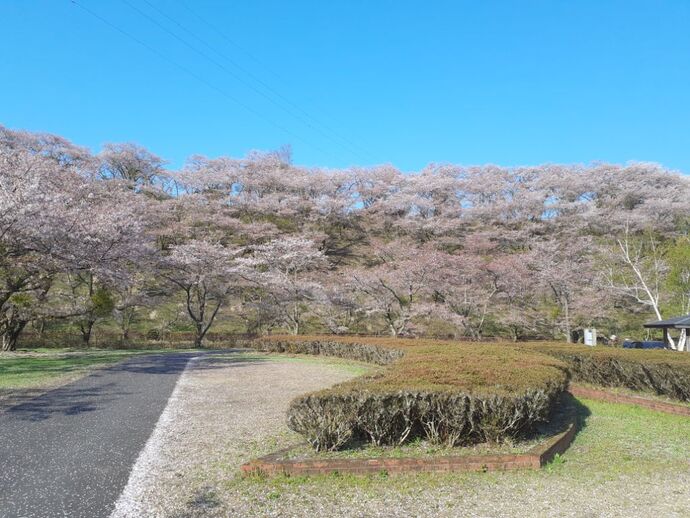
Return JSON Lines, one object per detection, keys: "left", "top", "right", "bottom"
{"left": 557, "top": 398, "right": 690, "bottom": 478}
{"left": 0, "top": 348, "right": 186, "bottom": 408}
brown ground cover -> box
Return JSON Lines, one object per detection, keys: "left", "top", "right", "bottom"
{"left": 249, "top": 336, "right": 569, "bottom": 450}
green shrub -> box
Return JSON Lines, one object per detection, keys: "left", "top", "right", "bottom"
{"left": 249, "top": 336, "right": 569, "bottom": 451}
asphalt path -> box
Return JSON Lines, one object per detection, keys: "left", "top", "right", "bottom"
{"left": 0, "top": 352, "right": 196, "bottom": 518}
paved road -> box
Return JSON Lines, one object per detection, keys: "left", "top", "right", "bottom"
{"left": 0, "top": 353, "right": 195, "bottom": 518}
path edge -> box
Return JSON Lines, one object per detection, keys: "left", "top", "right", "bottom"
{"left": 109, "top": 354, "right": 201, "bottom": 518}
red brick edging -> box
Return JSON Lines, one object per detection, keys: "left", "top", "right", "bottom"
{"left": 568, "top": 385, "right": 690, "bottom": 416}
{"left": 242, "top": 385, "right": 690, "bottom": 477}
{"left": 241, "top": 419, "right": 577, "bottom": 477}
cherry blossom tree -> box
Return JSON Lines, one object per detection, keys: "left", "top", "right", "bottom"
{"left": 111, "top": 270, "right": 153, "bottom": 341}
{"left": 162, "top": 240, "right": 243, "bottom": 347}
{"left": 432, "top": 249, "right": 500, "bottom": 339}
{"left": 313, "top": 277, "right": 365, "bottom": 334}
{"left": 533, "top": 240, "right": 597, "bottom": 342}
{"left": 4, "top": 124, "right": 690, "bottom": 348}
{"left": 490, "top": 253, "right": 542, "bottom": 341}
{"left": 99, "top": 142, "right": 165, "bottom": 188}
{"left": 0, "top": 126, "right": 93, "bottom": 350}
{"left": 238, "top": 236, "right": 327, "bottom": 335}
{"left": 350, "top": 241, "right": 442, "bottom": 336}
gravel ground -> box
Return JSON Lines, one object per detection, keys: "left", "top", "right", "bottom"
{"left": 112, "top": 351, "right": 690, "bottom": 518}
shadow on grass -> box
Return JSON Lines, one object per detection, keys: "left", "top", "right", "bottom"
{"left": 0, "top": 353, "right": 136, "bottom": 379}
{"left": 3, "top": 353, "right": 192, "bottom": 421}
{"left": 186, "top": 485, "right": 222, "bottom": 512}
{"left": 536, "top": 391, "right": 591, "bottom": 443}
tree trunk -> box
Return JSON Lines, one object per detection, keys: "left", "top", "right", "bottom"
{"left": 388, "top": 322, "right": 398, "bottom": 337}
{"left": 80, "top": 319, "right": 95, "bottom": 346}
{"left": 563, "top": 297, "right": 572, "bottom": 343}
{"left": 194, "top": 322, "right": 204, "bottom": 348}
{"left": 510, "top": 326, "right": 519, "bottom": 342}
{"left": 2, "top": 333, "right": 17, "bottom": 352}
{"left": 1, "top": 320, "right": 27, "bottom": 352}
{"left": 120, "top": 309, "right": 133, "bottom": 342}
{"left": 289, "top": 305, "right": 300, "bottom": 335}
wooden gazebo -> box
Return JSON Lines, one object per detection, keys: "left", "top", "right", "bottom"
{"left": 643, "top": 315, "right": 690, "bottom": 350}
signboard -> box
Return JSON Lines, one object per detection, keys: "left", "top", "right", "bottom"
{"left": 584, "top": 328, "right": 597, "bottom": 346}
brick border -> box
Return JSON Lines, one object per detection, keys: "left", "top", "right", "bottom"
{"left": 569, "top": 385, "right": 690, "bottom": 416}
{"left": 241, "top": 385, "right": 690, "bottom": 477}
{"left": 241, "top": 418, "right": 577, "bottom": 477}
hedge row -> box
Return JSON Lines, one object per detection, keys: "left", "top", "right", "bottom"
{"left": 526, "top": 344, "right": 690, "bottom": 401}
{"left": 247, "top": 337, "right": 403, "bottom": 365}
{"left": 248, "top": 336, "right": 569, "bottom": 451}
{"left": 286, "top": 386, "right": 564, "bottom": 451}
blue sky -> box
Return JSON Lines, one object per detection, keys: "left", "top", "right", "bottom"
{"left": 2, "top": 1, "right": 690, "bottom": 172}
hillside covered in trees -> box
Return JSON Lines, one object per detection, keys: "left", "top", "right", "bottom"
{"left": 2, "top": 125, "right": 689, "bottom": 351}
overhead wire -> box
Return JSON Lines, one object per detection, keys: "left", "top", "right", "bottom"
{"left": 70, "top": 0, "right": 335, "bottom": 161}
{"left": 178, "top": 0, "right": 284, "bottom": 82}
{"left": 173, "top": 0, "right": 376, "bottom": 162}
{"left": 120, "top": 0, "right": 371, "bottom": 163}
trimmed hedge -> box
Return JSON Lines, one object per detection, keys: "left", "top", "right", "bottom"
{"left": 248, "top": 336, "right": 569, "bottom": 451}
{"left": 248, "top": 337, "right": 403, "bottom": 365}
{"left": 526, "top": 344, "right": 690, "bottom": 401}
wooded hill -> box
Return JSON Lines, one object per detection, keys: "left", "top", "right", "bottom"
{"left": 2, "top": 125, "right": 689, "bottom": 351}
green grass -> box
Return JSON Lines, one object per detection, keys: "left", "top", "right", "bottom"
{"left": 0, "top": 348, "right": 179, "bottom": 392}
{"left": 555, "top": 398, "right": 690, "bottom": 479}
{"left": 280, "top": 436, "right": 540, "bottom": 461}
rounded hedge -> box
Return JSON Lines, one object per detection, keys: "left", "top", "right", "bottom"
{"left": 249, "top": 336, "right": 569, "bottom": 451}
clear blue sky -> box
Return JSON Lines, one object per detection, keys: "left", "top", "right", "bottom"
{"left": 2, "top": 1, "right": 690, "bottom": 172}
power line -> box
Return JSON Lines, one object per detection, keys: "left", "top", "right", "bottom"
{"left": 120, "top": 0, "right": 372, "bottom": 162}
{"left": 178, "top": 0, "right": 375, "bottom": 161}
{"left": 178, "top": 0, "right": 284, "bottom": 83}
{"left": 70, "top": 0, "right": 334, "bottom": 160}
{"left": 176, "top": 0, "right": 375, "bottom": 162}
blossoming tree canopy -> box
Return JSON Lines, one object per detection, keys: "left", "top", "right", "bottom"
{"left": 1, "top": 124, "right": 690, "bottom": 350}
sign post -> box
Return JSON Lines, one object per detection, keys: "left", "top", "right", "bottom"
{"left": 584, "top": 328, "right": 597, "bottom": 346}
